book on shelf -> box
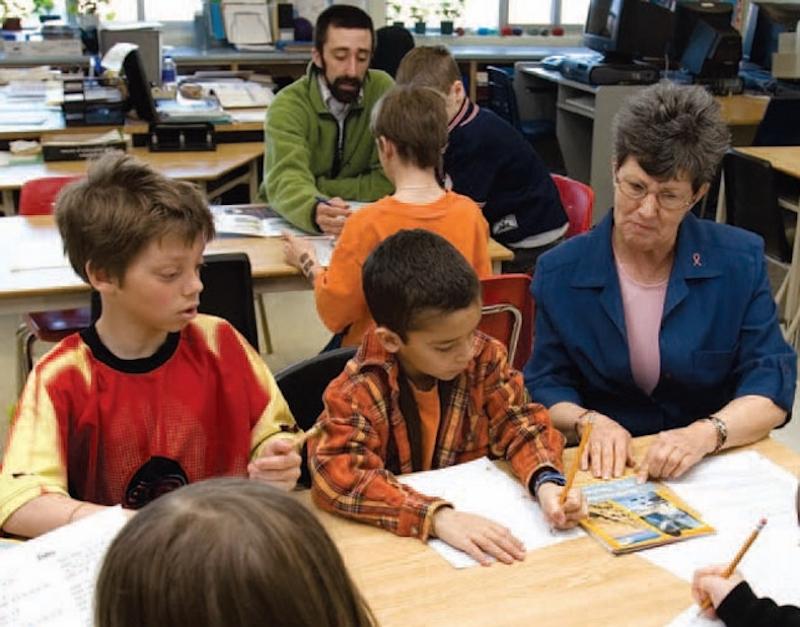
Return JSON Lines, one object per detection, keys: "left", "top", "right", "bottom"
{"left": 580, "top": 476, "right": 714, "bottom": 554}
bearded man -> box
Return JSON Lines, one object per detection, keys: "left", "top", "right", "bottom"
{"left": 261, "top": 5, "right": 394, "bottom": 235}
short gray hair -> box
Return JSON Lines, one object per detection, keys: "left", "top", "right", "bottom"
{"left": 612, "top": 82, "right": 730, "bottom": 190}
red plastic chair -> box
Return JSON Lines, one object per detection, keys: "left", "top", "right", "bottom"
{"left": 551, "top": 174, "right": 594, "bottom": 238}
{"left": 17, "top": 176, "right": 89, "bottom": 387}
{"left": 478, "top": 274, "right": 534, "bottom": 371}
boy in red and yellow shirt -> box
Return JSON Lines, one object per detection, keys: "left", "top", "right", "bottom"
{"left": 310, "top": 229, "right": 586, "bottom": 566}
{"left": 0, "top": 155, "right": 300, "bottom": 538}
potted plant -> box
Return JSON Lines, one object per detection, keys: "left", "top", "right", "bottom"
{"left": 1, "top": 0, "right": 53, "bottom": 29}
{"left": 438, "top": 0, "right": 463, "bottom": 36}
{"left": 66, "top": 0, "right": 112, "bottom": 54}
{"left": 387, "top": 2, "right": 404, "bottom": 28}
{"left": 409, "top": 3, "right": 428, "bottom": 35}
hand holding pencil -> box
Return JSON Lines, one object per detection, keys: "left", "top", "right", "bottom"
{"left": 692, "top": 518, "right": 767, "bottom": 617}
{"left": 537, "top": 423, "right": 592, "bottom": 530}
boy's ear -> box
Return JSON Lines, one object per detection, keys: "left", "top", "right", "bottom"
{"left": 375, "top": 326, "right": 403, "bottom": 354}
{"left": 85, "top": 262, "right": 117, "bottom": 294}
{"left": 451, "top": 80, "right": 465, "bottom": 100}
{"left": 377, "top": 136, "right": 394, "bottom": 159}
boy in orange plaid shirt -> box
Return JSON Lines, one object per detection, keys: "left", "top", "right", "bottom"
{"left": 310, "top": 229, "right": 586, "bottom": 566}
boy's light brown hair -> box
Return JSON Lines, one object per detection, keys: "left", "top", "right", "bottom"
{"left": 55, "top": 153, "right": 215, "bottom": 284}
{"left": 95, "top": 477, "right": 378, "bottom": 627}
{"left": 370, "top": 84, "right": 448, "bottom": 170}
{"left": 395, "top": 45, "right": 461, "bottom": 94}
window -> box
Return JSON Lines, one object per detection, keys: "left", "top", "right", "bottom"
{"left": 142, "top": 0, "right": 202, "bottom": 22}
{"left": 384, "top": 1, "right": 590, "bottom": 30}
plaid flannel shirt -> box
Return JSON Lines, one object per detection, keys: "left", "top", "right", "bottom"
{"left": 310, "top": 329, "right": 565, "bottom": 541}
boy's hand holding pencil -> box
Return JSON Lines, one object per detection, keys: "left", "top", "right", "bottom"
{"left": 538, "top": 421, "right": 591, "bottom": 529}
{"left": 248, "top": 435, "right": 304, "bottom": 491}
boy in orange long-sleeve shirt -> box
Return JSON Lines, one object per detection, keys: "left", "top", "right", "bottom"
{"left": 283, "top": 84, "right": 491, "bottom": 347}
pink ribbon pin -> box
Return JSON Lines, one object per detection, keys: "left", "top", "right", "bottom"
{"left": 692, "top": 253, "right": 702, "bottom": 267}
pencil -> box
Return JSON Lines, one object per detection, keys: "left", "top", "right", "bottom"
{"left": 560, "top": 420, "right": 592, "bottom": 505}
{"left": 698, "top": 517, "right": 767, "bottom": 612}
{"left": 294, "top": 423, "right": 322, "bottom": 450}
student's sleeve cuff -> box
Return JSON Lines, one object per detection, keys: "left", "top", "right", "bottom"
{"left": 0, "top": 481, "right": 69, "bottom": 533}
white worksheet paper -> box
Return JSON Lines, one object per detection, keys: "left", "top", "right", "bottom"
{"left": 0, "top": 506, "right": 128, "bottom": 626}
{"left": 651, "top": 451, "right": 800, "bottom": 626}
{"left": 398, "top": 457, "right": 581, "bottom": 568}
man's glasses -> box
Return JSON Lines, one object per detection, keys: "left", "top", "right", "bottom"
{"left": 614, "top": 176, "right": 696, "bottom": 211}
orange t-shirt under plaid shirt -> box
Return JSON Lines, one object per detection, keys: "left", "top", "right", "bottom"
{"left": 313, "top": 191, "right": 492, "bottom": 346}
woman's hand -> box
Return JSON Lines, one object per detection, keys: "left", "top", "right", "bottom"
{"left": 581, "top": 413, "right": 635, "bottom": 479}
{"left": 692, "top": 565, "right": 743, "bottom": 617}
{"left": 636, "top": 421, "right": 716, "bottom": 482}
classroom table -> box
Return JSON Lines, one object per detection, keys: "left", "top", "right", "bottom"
{"left": 0, "top": 214, "right": 513, "bottom": 419}
{"left": 715, "top": 145, "right": 800, "bottom": 349}
{"left": 299, "top": 435, "right": 800, "bottom": 627}
{"left": 0, "top": 142, "right": 264, "bottom": 213}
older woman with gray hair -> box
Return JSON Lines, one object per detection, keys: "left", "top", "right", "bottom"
{"left": 525, "top": 82, "right": 796, "bottom": 482}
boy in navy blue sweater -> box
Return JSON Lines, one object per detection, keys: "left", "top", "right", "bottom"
{"left": 397, "top": 45, "right": 567, "bottom": 272}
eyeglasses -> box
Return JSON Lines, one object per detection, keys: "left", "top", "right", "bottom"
{"left": 614, "top": 176, "right": 695, "bottom": 211}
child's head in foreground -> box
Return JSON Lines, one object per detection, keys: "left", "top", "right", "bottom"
{"left": 362, "top": 229, "right": 481, "bottom": 384}
{"left": 395, "top": 45, "right": 464, "bottom": 118}
{"left": 95, "top": 477, "right": 377, "bottom": 627}
{"left": 369, "top": 84, "right": 448, "bottom": 176}
{"left": 55, "top": 153, "right": 215, "bottom": 334}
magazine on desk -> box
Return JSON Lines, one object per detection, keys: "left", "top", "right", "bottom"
{"left": 580, "top": 477, "right": 714, "bottom": 554}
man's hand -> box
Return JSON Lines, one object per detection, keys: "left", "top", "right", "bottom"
{"left": 432, "top": 508, "right": 526, "bottom": 566}
{"left": 692, "top": 565, "right": 743, "bottom": 617}
{"left": 537, "top": 483, "right": 587, "bottom": 529}
{"left": 315, "top": 197, "right": 350, "bottom": 235}
{"left": 581, "top": 413, "right": 635, "bottom": 479}
{"left": 636, "top": 422, "right": 716, "bottom": 482}
{"left": 282, "top": 232, "right": 318, "bottom": 271}
{"left": 248, "top": 438, "right": 302, "bottom": 491}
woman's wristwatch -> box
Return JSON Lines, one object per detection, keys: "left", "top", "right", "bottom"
{"left": 701, "top": 415, "right": 728, "bottom": 454}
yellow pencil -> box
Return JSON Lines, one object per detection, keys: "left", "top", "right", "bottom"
{"left": 698, "top": 517, "right": 767, "bottom": 612}
{"left": 560, "top": 421, "right": 592, "bottom": 505}
{"left": 294, "top": 423, "right": 322, "bottom": 450}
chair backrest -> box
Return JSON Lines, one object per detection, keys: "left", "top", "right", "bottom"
{"left": 371, "top": 25, "right": 415, "bottom": 78}
{"left": 551, "top": 174, "right": 594, "bottom": 238}
{"left": 90, "top": 252, "right": 260, "bottom": 350}
{"left": 275, "top": 347, "right": 357, "bottom": 487}
{"left": 723, "top": 150, "right": 791, "bottom": 263}
{"left": 753, "top": 95, "right": 800, "bottom": 147}
{"left": 478, "top": 274, "right": 534, "bottom": 371}
{"left": 18, "top": 176, "right": 83, "bottom": 216}
{"left": 486, "top": 65, "right": 521, "bottom": 130}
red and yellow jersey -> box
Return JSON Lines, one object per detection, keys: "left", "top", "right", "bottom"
{"left": 0, "top": 315, "right": 295, "bottom": 527}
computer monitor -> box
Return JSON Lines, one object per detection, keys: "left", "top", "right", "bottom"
{"left": 121, "top": 47, "right": 158, "bottom": 122}
{"left": 583, "top": 0, "right": 674, "bottom": 64}
{"left": 672, "top": 1, "right": 742, "bottom": 79}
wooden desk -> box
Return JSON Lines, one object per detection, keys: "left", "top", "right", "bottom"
{"left": 301, "top": 436, "right": 799, "bottom": 627}
{"left": 737, "top": 146, "right": 800, "bottom": 179}
{"left": 0, "top": 142, "right": 264, "bottom": 213}
{"left": 0, "top": 215, "right": 511, "bottom": 411}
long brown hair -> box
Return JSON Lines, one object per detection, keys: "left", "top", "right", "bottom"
{"left": 95, "top": 478, "right": 377, "bottom": 627}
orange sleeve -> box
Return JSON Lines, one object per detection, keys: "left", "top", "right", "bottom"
{"left": 475, "top": 215, "right": 492, "bottom": 278}
{"left": 313, "top": 214, "right": 376, "bottom": 334}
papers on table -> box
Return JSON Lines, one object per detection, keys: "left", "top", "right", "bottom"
{"left": 667, "top": 606, "right": 723, "bottom": 627}
{"left": 398, "top": 457, "right": 581, "bottom": 568}
{"left": 0, "top": 507, "right": 128, "bottom": 627}
{"left": 650, "top": 451, "right": 800, "bottom": 625}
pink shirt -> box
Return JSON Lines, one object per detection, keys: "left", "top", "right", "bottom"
{"left": 615, "top": 259, "right": 668, "bottom": 396}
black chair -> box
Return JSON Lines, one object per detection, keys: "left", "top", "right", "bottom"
{"left": 91, "top": 252, "right": 260, "bottom": 351}
{"left": 275, "top": 346, "right": 356, "bottom": 486}
{"left": 486, "top": 65, "right": 556, "bottom": 145}
{"left": 753, "top": 95, "right": 800, "bottom": 147}
{"left": 723, "top": 150, "right": 795, "bottom": 316}
{"left": 372, "top": 25, "right": 415, "bottom": 78}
